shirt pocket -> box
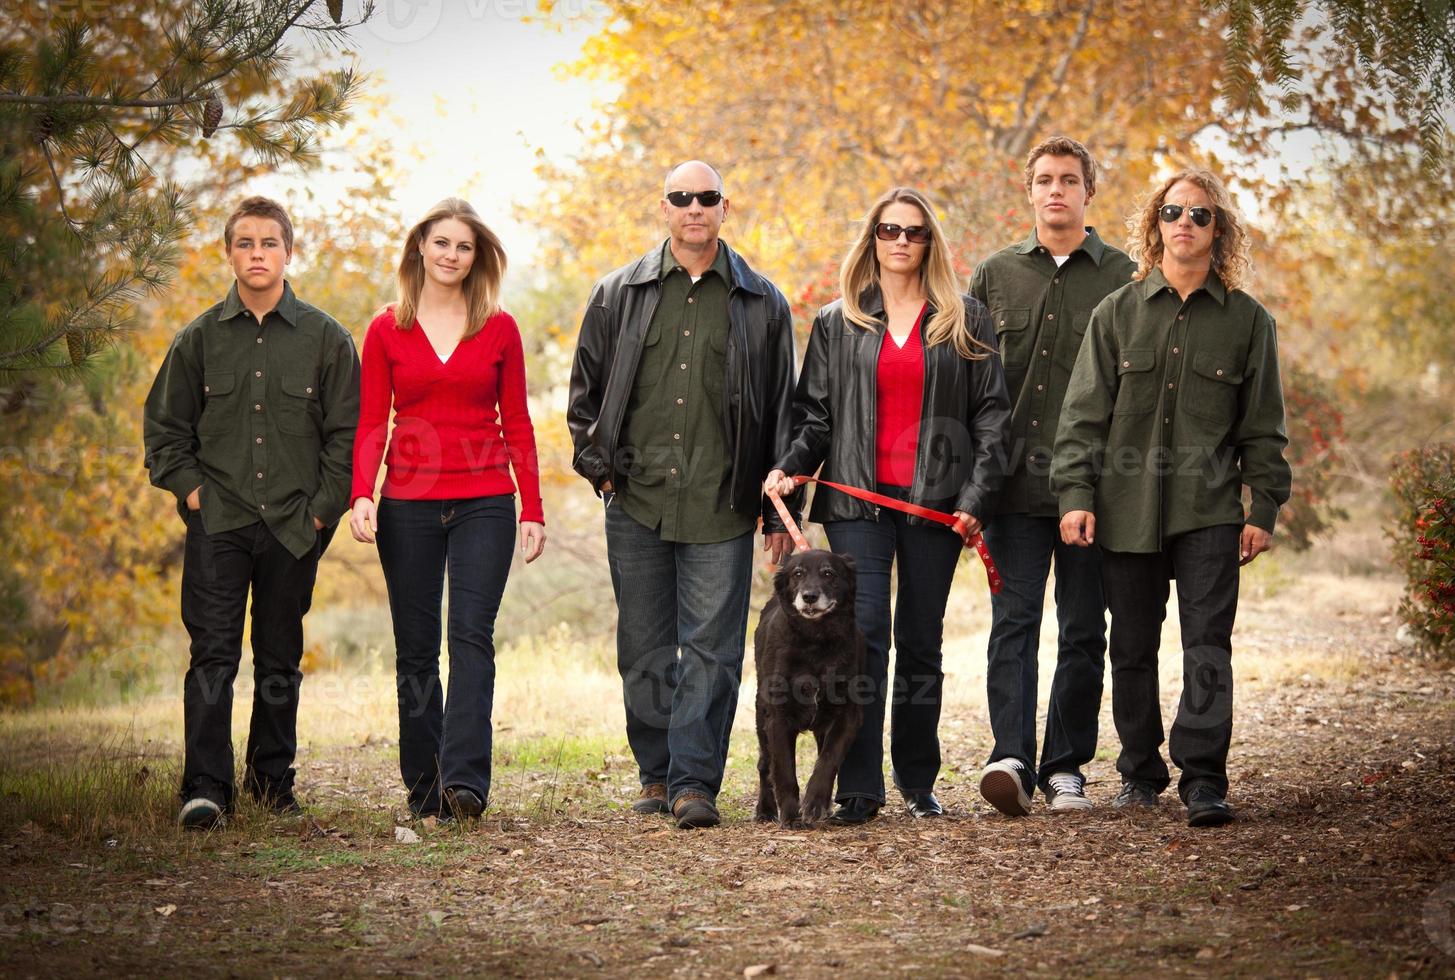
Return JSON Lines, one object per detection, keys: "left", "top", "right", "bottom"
{"left": 1185, "top": 350, "right": 1244, "bottom": 424}
{"left": 991, "top": 307, "right": 1032, "bottom": 370}
{"left": 634, "top": 314, "right": 668, "bottom": 391}
{"left": 278, "top": 374, "right": 323, "bottom": 436}
{"left": 704, "top": 324, "right": 730, "bottom": 400}
{"left": 198, "top": 371, "right": 237, "bottom": 433}
{"left": 1055, "top": 310, "right": 1092, "bottom": 372}
{"left": 1112, "top": 348, "right": 1158, "bottom": 415}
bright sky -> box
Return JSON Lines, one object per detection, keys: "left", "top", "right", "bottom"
{"left": 257, "top": 1, "right": 609, "bottom": 275}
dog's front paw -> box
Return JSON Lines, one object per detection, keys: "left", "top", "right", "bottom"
{"left": 753, "top": 801, "right": 777, "bottom": 823}
{"left": 800, "top": 794, "right": 831, "bottom": 825}
{"left": 777, "top": 799, "right": 801, "bottom": 826}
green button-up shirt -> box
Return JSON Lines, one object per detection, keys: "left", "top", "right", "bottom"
{"left": 143, "top": 281, "right": 360, "bottom": 559}
{"left": 970, "top": 227, "right": 1135, "bottom": 516}
{"left": 617, "top": 241, "right": 755, "bottom": 543}
{"left": 1051, "top": 268, "right": 1292, "bottom": 554}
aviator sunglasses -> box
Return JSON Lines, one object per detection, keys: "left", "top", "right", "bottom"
{"left": 665, "top": 190, "right": 723, "bottom": 208}
{"left": 1158, "top": 203, "right": 1215, "bottom": 227}
{"left": 874, "top": 222, "right": 932, "bottom": 244}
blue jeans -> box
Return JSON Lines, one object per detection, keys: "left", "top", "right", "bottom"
{"left": 824, "top": 486, "right": 964, "bottom": 803}
{"left": 982, "top": 513, "right": 1106, "bottom": 793}
{"left": 377, "top": 496, "right": 516, "bottom": 816}
{"left": 604, "top": 502, "right": 754, "bottom": 805}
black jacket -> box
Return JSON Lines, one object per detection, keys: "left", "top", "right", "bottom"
{"left": 775, "top": 287, "right": 1012, "bottom": 525}
{"left": 567, "top": 240, "right": 800, "bottom": 532}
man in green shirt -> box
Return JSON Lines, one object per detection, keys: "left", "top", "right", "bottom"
{"left": 1052, "top": 168, "right": 1292, "bottom": 827}
{"left": 970, "top": 136, "right": 1135, "bottom": 816}
{"left": 143, "top": 197, "right": 360, "bottom": 830}
{"left": 567, "top": 161, "right": 798, "bottom": 829}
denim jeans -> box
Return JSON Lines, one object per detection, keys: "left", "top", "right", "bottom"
{"left": 604, "top": 501, "right": 754, "bottom": 805}
{"left": 1100, "top": 524, "right": 1240, "bottom": 800}
{"left": 377, "top": 496, "right": 516, "bottom": 816}
{"left": 823, "top": 486, "right": 964, "bottom": 803}
{"left": 982, "top": 513, "right": 1107, "bottom": 793}
{"left": 179, "top": 514, "right": 328, "bottom": 806}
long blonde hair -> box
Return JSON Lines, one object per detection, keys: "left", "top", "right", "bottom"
{"left": 1128, "top": 169, "right": 1252, "bottom": 292}
{"left": 394, "top": 197, "right": 507, "bottom": 337}
{"left": 840, "top": 187, "right": 992, "bottom": 360}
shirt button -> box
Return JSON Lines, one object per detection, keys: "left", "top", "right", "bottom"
{"left": 254, "top": 404, "right": 262, "bottom": 411}
{"left": 255, "top": 437, "right": 263, "bottom": 444}
{"left": 1122, "top": 360, "right": 1131, "bottom": 368}
{"left": 680, "top": 363, "right": 687, "bottom": 370}
{"left": 676, "top": 398, "right": 684, "bottom": 405}
{"left": 1215, "top": 369, "right": 1224, "bottom": 377}
{"left": 254, "top": 370, "right": 262, "bottom": 378}
{"left": 1031, "top": 419, "right": 1040, "bottom": 427}
{"left": 683, "top": 330, "right": 690, "bottom": 337}
{"left": 673, "top": 433, "right": 681, "bottom": 440}
{"left": 999, "top": 319, "right": 1006, "bottom": 326}
{"left": 1178, "top": 314, "right": 1185, "bottom": 321}
{"left": 1041, "top": 349, "right": 1049, "bottom": 357}
{"left": 204, "top": 385, "right": 210, "bottom": 393}
{"left": 1053, "top": 278, "right": 1060, "bottom": 284}
{"left": 670, "top": 467, "right": 678, "bottom": 475}
{"left": 687, "top": 297, "right": 695, "bottom": 304}
{"left": 1165, "top": 417, "right": 1171, "bottom": 424}
{"left": 305, "top": 386, "right": 313, "bottom": 394}
{"left": 1036, "top": 384, "right": 1044, "bottom": 392}
{"left": 256, "top": 471, "right": 264, "bottom": 479}
{"left": 260, "top": 504, "right": 266, "bottom": 511}
{"left": 1047, "top": 313, "right": 1055, "bottom": 320}
{"left": 1172, "top": 347, "right": 1180, "bottom": 355}
{"left": 256, "top": 337, "right": 263, "bottom": 344}
{"left": 1168, "top": 382, "right": 1175, "bottom": 389}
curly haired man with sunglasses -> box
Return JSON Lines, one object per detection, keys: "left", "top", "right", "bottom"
{"left": 1053, "top": 168, "right": 1292, "bottom": 827}
{"left": 567, "top": 161, "right": 799, "bottom": 830}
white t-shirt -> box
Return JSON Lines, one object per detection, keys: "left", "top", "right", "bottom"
{"left": 1053, "top": 255, "right": 1070, "bottom": 268}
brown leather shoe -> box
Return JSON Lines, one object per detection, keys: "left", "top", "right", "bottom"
{"left": 631, "top": 783, "right": 670, "bottom": 814}
{"left": 672, "top": 792, "right": 720, "bottom": 830}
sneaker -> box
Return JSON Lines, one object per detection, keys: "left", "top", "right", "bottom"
{"left": 1112, "top": 780, "right": 1160, "bottom": 809}
{"left": 631, "top": 783, "right": 670, "bottom": 815}
{"left": 1045, "top": 772, "right": 1093, "bottom": 812}
{"left": 672, "top": 793, "right": 720, "bottom": 830}
{"left": 443, "top": 786, "right": 485, "bottom": 820}
{"left": 1185, "top": 784, "right": 1233, "bottom": 828}
{"left": 178, "top": 796, "right": 224, "bottom": 831}
{"left": 979, "top": 759, "right": 1033, "bottom": 816}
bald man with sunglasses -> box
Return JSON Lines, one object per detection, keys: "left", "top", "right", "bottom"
{"left": 567, "top": 160, "right": 799, "bottom": 830}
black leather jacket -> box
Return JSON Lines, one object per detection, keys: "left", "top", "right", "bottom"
{"left": 567, "top": 240, "right": 800, "bottom": 532}
{"left": 775, "top": 287, "right": 1012, "bottom": 525}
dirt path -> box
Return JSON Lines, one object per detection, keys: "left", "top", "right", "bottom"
{"left": 3, "top": 575, "right": 1454, "bottom": 977}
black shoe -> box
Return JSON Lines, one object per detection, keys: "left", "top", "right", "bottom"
{"left": 444, "top": 786, "right": 485, "bottom": 820}
{"left": 903, "top": 792, "right": 944, "bottom": 818}
{"left": 1113, "top": 780, "right": 1160, "bottom": 809}
{"left": 826, "top": 798, "right": 880, "bottom": 826}
{"left": 672, "top": 794, "right": 720, "bottom": 830}
{"left": 1185, "top": 784, "right": 1234, "bottom": 827}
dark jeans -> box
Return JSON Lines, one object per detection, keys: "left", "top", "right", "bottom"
{"left": 1101, "top": 523, "right": 1240, "bottom": 800}
{"left": 982, "top": 513, "right": 1107, "bottom": 793}
{"left": 604, "top": 501, "right": 754, "bottom": 805}
{"left": 824, "top": 485, "right": 964, "bottom": 803}
{"left": 179, "top": 514, "right": 328, "bottom": 806}
{"left": 377, "top": 496, "right": 516, "bottom": 816}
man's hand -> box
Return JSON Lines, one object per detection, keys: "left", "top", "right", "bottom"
{"left": 313, "top": 515, "right": 325, "bottom": 531}
{"left": 600, "top": 480, "right": 613, "bottom": 494}
{"left": 952, "top": 510, "right": 982, "bottom": 542}
{"left": 520, "top": 521, "right": 547, "bottom": 563}
{"left": 1239, "top": 524, "right": 1272, "bottom": 565}
{"left": 764, "top": 531, "right": 794, "bottom": 565}
{"left": 1060, "top": 510, "right": 1096, "bottom": 547}
{"left": 185, "top": 486, "right": 201, "bottom": 511}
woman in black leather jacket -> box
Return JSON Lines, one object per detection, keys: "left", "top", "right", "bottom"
{"left": 765, "top": 187, "right": 1011, "bottom": 824}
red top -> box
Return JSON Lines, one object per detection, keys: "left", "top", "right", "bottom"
{"left": 351, "top": 307, "right": 544, "bottom": 524}
{"left": 875, "top": 305, "right": 926, "bottom": 487}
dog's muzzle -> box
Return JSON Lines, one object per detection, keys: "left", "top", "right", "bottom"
{"left": 793, "top": 593, "right": 838, "bottom": 620}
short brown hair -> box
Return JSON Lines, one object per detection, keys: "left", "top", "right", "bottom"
{"left": 224, "top": 196, "right": 294, "bottom": 253}
{"left": 1023, "top": 136, "right": 1097, "bottom": 197}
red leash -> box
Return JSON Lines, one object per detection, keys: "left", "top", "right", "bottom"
{"left": 765, "top": 476, "right": 1003, "bottom": 594}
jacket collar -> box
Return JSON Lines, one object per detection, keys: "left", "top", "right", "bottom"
{"left": 220, "top": 280, "right": 299, "bottom": 325}
{"left": 1140, "top": 266, "right": 1228, "bottom": 305}
{"left": 856, "top": 283, "right": 935, "bottom": 326}
{"left": 1013, "top": 226, "right": 1110, "bottom": 266}
{"left": 625, "top": 239, "right": 767, "bottom": 295}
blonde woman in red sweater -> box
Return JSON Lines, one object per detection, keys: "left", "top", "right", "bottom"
{"left": 765, "top": 188, "right": 1011, "bottom": 825}
{"left": 349, "top": 198, "right": 545, "bottom": 821}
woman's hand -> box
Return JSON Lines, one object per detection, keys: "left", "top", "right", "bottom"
{"left": 953, "top": 510, "right": 982, "bottom": 542}
{"left": 520, "top": 521, "right": 546, "bottom": 563}
{"left": 349, "top": 497, "right": 378, "bottom": 544}
{"left": 762, "top": 469, "right": 796, "bottom": 497}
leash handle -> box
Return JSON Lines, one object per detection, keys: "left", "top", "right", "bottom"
{"left": 766, "top": 475, "right": 1003, "bottom": 595}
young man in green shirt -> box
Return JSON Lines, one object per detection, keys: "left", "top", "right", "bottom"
{"left": 144, "top": 197, "right": 360, "bottom": 829}
{"left": 1052, "top": 168, "right": 1292, "bottom": 827}
{"left": 970, "top": 136, "right": 1135, "bottom": 816}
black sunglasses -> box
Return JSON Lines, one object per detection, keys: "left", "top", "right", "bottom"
{"left": 665, "top": 190, "right": 723, "bottom": 208}
{"left": 1158, "top": 203, "right": 1214, "bottom": 227}
{"left": 874, "top": 222, "right": 932, "bottom": 244}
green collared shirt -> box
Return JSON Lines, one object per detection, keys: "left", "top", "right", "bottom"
{"left": 143, "top": 281, "right": 361, "bottom": 559}
{"left": 969, "top": 227, "right": 1135, "bottom": 516}
{"left": 617, "top": 241, "right": 754, "bottom": 542}
{"left": 1051, "top": 268, "right": 1292, "bottom": 554}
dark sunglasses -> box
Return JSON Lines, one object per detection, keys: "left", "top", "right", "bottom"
{"left": 1158, "top": 203, "right": 1215, "bottom": 227}
{"left": 665, "top": 190, "right": 723, "bottom": 208}
{"left": 874, "top": 222, "right": 931, "bottom": 244}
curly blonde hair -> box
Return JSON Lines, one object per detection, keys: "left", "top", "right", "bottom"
{"left": 1128, "top": 169, "right": 1252, "bottom": 292}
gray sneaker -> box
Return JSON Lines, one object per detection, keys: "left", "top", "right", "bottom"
{"left": 1045, "top": 772, "right": 1093, "bottom": 812}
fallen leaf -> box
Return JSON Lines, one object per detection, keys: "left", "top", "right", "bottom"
{"left": 154, "top": 904, "right": 176, "bottom": 917}
{"left": 1196, "top": 948, "right": 1215, "bottom": 959}
{"left": 966, "top": 944, "right": 1004, "bottom": 957}
{"left": 743, "top": 966, "right": 776, "bottom": 978}
{"left": 394, "top": 826, "right": 421, "bottom": 844}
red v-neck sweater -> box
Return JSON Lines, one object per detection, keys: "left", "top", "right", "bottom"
{"left": 351, "top": 307, "right": 544, "bottom": 523}
{"left": 875, "top": 307, "right": 926, "bottom": 487}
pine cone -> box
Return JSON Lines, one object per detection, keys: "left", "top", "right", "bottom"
{"left": 201, "top": 93, "right": 223, "bottom": 139}
{"left": 65, "top": 331, "right": 86, "bottom": 367}
{"left": 327, "top": 0, "right": 343, "bottom": 24}
{"left": 31, "top": 112, "right": 56, "bottom": 144}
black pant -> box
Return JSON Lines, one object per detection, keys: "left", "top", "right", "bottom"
{"left": 1101, "top": 523, "right": 1239, "bottom": 800}
{"left": 179, "top": 514, "right": 327, "bottom": 806}
{"left": 376, "top": 496, "right": 515, "bottom": 817}
{"left": 824, "top": 486, "right": 964, "bottom": 803}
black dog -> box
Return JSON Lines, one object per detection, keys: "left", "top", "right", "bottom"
{"left": 753, "top": 549, "right": 867, "bottom": 826}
